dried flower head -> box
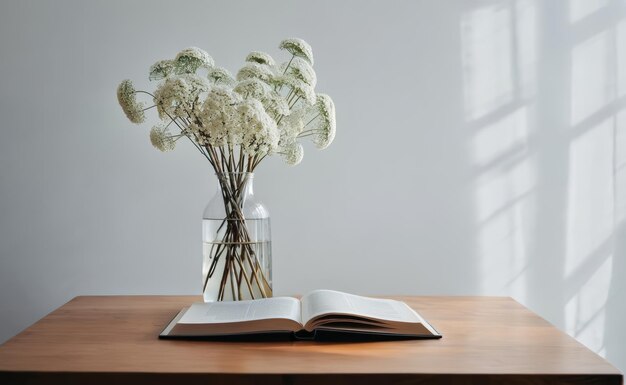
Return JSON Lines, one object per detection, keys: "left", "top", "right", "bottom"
{"left": 117, "top": 80, "right": 146, "bottom": 124}
{"left": 237, "top": 99, "right": 280, "bottom": 156}
{"left": 149, "top": 125, "right": 176, "bottom": 152}
{"left": 282, "top": 142, "right": 304, "bottom": 166}
{"left": 281, "top": 57, "right": 317, "bottom": 87}
{"left": 234, "top": 78, "right": 270, "bottom": 100}
{"left": 153, "top": 74, "right": 210, "bottom": 119}
{"left": 236, "top": 62, "right": 275, "bottom": 83}
{"left": 279, "top": 38, "right": 314, "bottom": 65}
{"left": 196, "top": 86, "right": 242, "bottom": 147}
{"left": 312, "top": 94, "right": 336, "bottom": 149}
{"left": 278, "top": 107, "right": 305, "bottom": 145}
{"left": 274, "top": 75, "right": 316, "bottom": 105}
{"left": 174, "top": 47, "right": 214, "bottom": 74}
{"left": 149, "top": 60, "right": 175, "bottom": 81}
{"left": 262, "top": 90, "right": 290, "bottom": 118}
{"left": 208, "top": 67, "right": 235, "bottom": 85}
{"left": 245, "top": 51, "right": 275, "bottom": 66}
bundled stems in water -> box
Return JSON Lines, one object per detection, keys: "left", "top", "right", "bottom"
{"left": 201, "top": 167, "right": 272, "bottom": 301}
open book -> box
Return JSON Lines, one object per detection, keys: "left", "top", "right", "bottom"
{"left": 160, "top": 290, "right": 441, "bottom": 340}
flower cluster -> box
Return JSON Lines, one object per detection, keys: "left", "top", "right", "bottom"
{"left": 117, "top": 38, "right": 336, "bottom": 170}
{"left": 149, "top": 125, "right": 176, "bottom": 152}
{"left": 117, "top": 80, "right": 145, "bottom": 124}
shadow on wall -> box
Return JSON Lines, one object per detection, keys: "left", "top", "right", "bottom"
{"left": 461, "top": 0, "right": 626, "bottom": 371}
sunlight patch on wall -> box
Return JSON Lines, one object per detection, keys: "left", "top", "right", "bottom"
{"left": 515, "top": 0, "right": 537, "bottom": 99}
{"left": 565, "top": 254, "right": 613, "bottom": 353}
{"left": 463, "top": 1, "right": 537, "bottom": 301}
{"left": 461, "top": 1, "right": 536, "bottom": 122}
{"left": 616, "top": 110, "right": 626, "bottom": 224}
{"left": 472, "top": 107, "right": 529, "bottom": 168}
{"left": 475, "top": 154, "right": 534, "bottom": 225}
{"left": 617, "top": 20, "right": 626, "bottom": 98}
{"left": 570, "top": 31, "right": 614, "bottom": 126}
{"left": 461, "top": 5, "right": 514, "bottom": 121}
{"left": 565, "top": 118, "right": 614, "bottom": 276}
{"left": 569, "top": 0, "right": 608, "bottom": 24}
{"left": 476, "top": 158, "right": 535, "bottom": 299}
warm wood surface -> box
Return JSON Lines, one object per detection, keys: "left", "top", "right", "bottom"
{"left": 0, "top": 296, "right": 621, "bottom": 385}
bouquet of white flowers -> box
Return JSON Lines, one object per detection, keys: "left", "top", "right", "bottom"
{"left": 117, "top": 38, "right": 336, "bottom": 301}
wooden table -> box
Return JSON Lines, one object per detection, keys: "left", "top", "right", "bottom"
{"left": 0, "top": 296, "right": 621, "bottom": 384}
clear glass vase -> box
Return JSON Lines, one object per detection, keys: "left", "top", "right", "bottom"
{"left": 202, "top": 172, "right": 272, "bottom": 302}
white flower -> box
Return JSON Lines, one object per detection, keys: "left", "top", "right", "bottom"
{"left": 149, "top": 125, "right": 176, "bottom": 152}
{"left": 117, "top": 80, "right": 146, "bottom": 124}
{"left": 281, "top": 142, "right": 304, "bottom": 166}
{"left": 246, "top": 51, "right": 275, "bottom": 66}
{"left": 208, "top": 67, "right": 235, "bottom": 85}
{"left": 274, "top": 75, "right": 316, "bottom": 105}
{"left": 279, "top": 38, "right": 314, "bottom": 65}
{"left": 153, "top": 74, "right": 210, "bottom": 119}
{"left": 196, "top": 86, "right": 242, "bottom": 147}
{"left": 174, "top": 47, "right": 214, "bottom": 74}
{"left": 197, "top": 88, "right": 280, "bottom": 154}
{"left": 234, "top": 78, "right": 270, "bottom": 99}
{"left": 149, "top": 60, "right": 175, "bottom": 81}
{"left": 117, "top": 40, "right": 334, "bottom": 169}
{"left": 236, "top": 62, "right": 275, "bottom": 83}
{"left": 278, "top": 107, "right": 305, "bottom": 145}
{"left": 262, "top": 90, "right": 290, "bottom": 118}
{"left": 237, "top": 99, "right": 280, "bottom": 156}
{"left": 281, "top": 57, "right": 316, "bottom": 87}
{"left": 312, "top": 93, "right": 336, "bottom": 149}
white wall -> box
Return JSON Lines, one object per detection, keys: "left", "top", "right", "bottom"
{"left": 1, "top": 0, "right": 625, "bottom": 372}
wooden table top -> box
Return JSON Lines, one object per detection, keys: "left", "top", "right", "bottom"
{"left": 0, "top": 295, "right": 621, "bottom": 385}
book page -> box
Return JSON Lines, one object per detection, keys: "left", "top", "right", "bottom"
{"left": 301, "top": 290, "right": 423, "bottom": 325}
{"left": 179, "top": 297, "right": 302, "bottom": 325}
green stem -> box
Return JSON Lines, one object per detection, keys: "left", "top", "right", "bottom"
{"left": 282, "top": 54, "right": 295, "bottom": 75}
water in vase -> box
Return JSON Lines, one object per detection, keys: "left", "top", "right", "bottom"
{"left": 202, "top": 217, "right": 272, "bottom": 302}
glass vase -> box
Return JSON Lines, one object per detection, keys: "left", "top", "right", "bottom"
{"left": 202, "top": 172, "right": 272, "bottom": 302}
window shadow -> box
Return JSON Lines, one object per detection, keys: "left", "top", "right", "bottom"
{"left": 461, "top": 0, "right": 626, "bottom": 371}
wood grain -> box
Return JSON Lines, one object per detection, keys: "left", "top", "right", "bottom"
{"left": 0, "top": 296, "right": 621, "bottom": 384}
